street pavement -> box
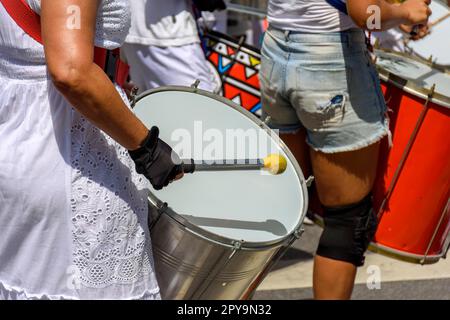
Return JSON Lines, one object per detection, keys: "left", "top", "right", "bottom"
{"left": 254, "top": 224, "right": 450, "bottom": 300}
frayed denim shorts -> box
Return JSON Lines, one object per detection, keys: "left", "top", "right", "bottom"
{"left": 260, "top": 26, "right": 390, "bottom": 154}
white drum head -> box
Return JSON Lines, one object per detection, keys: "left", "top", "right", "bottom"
{"left": 134, "top": 88, "right": 307, "bottom": 245}
{"left": 406, "top": 1, "right": 450, "bottom": 66}
{"left": 376, "top": 50, "right": 450, "bottom": 98}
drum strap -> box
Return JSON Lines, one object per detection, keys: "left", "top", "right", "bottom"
{"left": 0, "top": 0, "right": 129, "bottom": 87}
{"left": 325, "top": 0, "right": 348, "bottom": 15}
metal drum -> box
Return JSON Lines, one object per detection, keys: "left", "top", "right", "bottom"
{"left": 405, "top": 0, "right": 450, "bottom": 69}
{"left": 372, "top": 50, "right": 450, "bottom": 264}
{"left": 133, "top": 86, "right": 308, "bottom": 299}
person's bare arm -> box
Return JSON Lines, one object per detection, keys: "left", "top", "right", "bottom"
{"left": 346, "top": 0, "right": 431, "bottom": 31}
{"left": 41, "top": 0, "right": 148, "bottom": 151}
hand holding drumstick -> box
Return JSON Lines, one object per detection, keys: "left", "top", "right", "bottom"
{"left": 389, "top": 0, "right": 432, "bottom": 38}
{"left": 402, "top": 4, "right": 450, "bottom": 42}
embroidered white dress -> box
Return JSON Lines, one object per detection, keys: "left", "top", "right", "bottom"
{"left": 0, "top": 0, "right": 160, "bottom": 300}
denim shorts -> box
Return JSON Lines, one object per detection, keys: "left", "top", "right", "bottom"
{"left": 259, "top": 26, "right": 390, "bottom": 153}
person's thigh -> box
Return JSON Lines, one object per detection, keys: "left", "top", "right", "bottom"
{"left": 310, "top": 142, "right": 381, "bottom": 207}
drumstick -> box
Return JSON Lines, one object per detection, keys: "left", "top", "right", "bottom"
{"left": 430, "top": 12, "right": 450, "bottom": 28}
{"left": 182, "top": 154, "right": 288, "bottom": 175}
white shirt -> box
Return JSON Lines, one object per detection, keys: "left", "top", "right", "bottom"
{"left": 125, "top": 0, "right": 200, "bottom": 47}
{"left": 268, "top": 0, "right": 356, "bottom": 33}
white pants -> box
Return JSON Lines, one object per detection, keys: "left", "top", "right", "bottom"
{"left": 122, "top": 42, "right": 220, "bottom": 93}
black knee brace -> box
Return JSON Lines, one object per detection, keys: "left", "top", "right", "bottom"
{"left": 316, "top": 194, "right": 378, "bottom": 267}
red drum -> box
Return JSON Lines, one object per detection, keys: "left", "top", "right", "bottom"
{"left": 372, "top": 50, "right": 450, "bottom": 264}
{"left": 203, "top": 30, "right": 262, "bottom": 116}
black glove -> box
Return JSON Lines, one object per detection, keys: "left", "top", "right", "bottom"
{"left": 193, "top": 0, "right": 227, "bottom": 12}
{"left": 129, "top": 127, "right": 183, "bottom": 190}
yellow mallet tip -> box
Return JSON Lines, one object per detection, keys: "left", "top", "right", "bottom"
{"left": 263, "top": 154, "right": 288, "bottom": 175}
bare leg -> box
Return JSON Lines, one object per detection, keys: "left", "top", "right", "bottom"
{"left": 313, "top": 256, "right": 357, "bottom": 300}
{"left": 310, "top": 143, "right": 380, "bottom": 207}
{"left": 310, "top": 142, "right": 381, "bottom": 300}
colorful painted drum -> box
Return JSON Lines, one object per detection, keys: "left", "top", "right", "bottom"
{"left": 405, "top": 0, "right": 450, "bottom": 68}
{"left": 133, "top": 86, "right": 307, "bottom": 299}
{"left": 203, "top": 30, "right": 263, "bottom": 115}
{"left": 372, "top": 50, "right": 450, "bottom": 264}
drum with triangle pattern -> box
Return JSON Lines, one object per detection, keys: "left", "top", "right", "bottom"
{"left": 203, "top": 30, "right": 262, "bottom": 116}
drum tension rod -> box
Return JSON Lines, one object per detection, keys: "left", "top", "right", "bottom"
{"left": 229, "top": 240, "right": 244, "bottom": 259}
{"left": 305, "top": 176, "right": 315, "bottom": 188}
{"left": 147, "top": 192, "right": 170, "bottom": 230}
{"left": 244, "top": 229, "right": 305, "bottom": 300}
{"left": 294, "top": 228, "right": 305, "bottom": 240}
{"left": 263, "top": 116, "right": 272, "bottom": 126}
{"left": 129, "top": 86, "right": 139, "bottom": 108}
{"left": 191, "top": 79, "right": 201, "bottom": 90}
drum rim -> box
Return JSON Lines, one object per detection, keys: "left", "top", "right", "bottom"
{"left": 375, "top": 49, "right": 450, "bottom": 109}
{"left": 368, "top": 242, "right": 444, "bottom": 265}
{"left": 135, "top": 85, "right": 309, "bottom": 249}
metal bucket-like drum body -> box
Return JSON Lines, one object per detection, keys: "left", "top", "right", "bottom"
{"left": 148, "top": 199, "right": 286, "bottom": 300}
{"left": 134, "top": 87, "right": 307, "bottom": 299}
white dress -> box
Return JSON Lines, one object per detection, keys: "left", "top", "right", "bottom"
{"left": 0, "top": 0, "right": 160, "bottom": 300}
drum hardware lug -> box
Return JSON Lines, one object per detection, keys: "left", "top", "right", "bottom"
{"left": 427, "top": 84, "right": 436, "bottom": 99}
{"left": 191, "top": 79, "right": 201, "bottom": 90}
{"left": 158, "top": 201, "right": 168, "bottom": 212}
{"left": 305, "top": 176, "right": 315, "bottom": 188}
{"left": 262, "top": 116, "right": 272, "bottom": 127}
{"left": 148, "top": 201, "right": 169, "bottom": 230}
{"left": 229, "top": 240, "right": 244, "bottom": 259}
{"left": 294, "top": 228, "right": 304, "bottom": 240}
{"left": 130, "top": 86, "right": 139, "bottom": 108}
{"left": 232, "top": 240, "right": 243, "bottom": 251}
